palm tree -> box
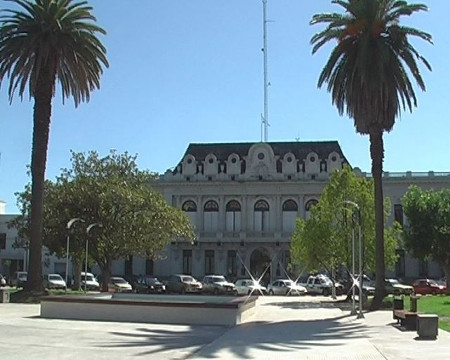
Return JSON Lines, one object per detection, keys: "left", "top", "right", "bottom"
{"left": 0, "top": 0, "right": 108, "bottom": 291}
{"left": 310, "top": 0, "right": 431, "bottom": 309}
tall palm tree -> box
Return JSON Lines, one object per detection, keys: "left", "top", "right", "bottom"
{"left": 0, "top": 0, "right": 108, "bottom": 291}
{"left": 310, "top": 0, "right": 431, "bottom": 309}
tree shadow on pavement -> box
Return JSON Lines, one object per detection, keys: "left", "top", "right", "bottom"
{"left": 100, "top": 314, "right": 368, "bottom": 358}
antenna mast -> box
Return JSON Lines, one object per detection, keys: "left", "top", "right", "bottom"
{"left": 261, "top": 0, "right": 269, "bottom": 142}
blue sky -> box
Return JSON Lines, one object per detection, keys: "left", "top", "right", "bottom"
{"left": 1, "top": 0, "right": 448, "bottom": 214}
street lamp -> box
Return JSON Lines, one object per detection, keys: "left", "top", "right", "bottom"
{"left": 343, "top": 200, "right": 365, "bottom": 319}
{"left": 85, "top": 223, "right": 102, "bottom": 293}
{"left": 66, "top": 218, "right": 85, "bottom": 291}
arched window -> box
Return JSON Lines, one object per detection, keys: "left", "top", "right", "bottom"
{"left": 305, "top": 199, "right": 318, "bottom": 219}
{"left": 254, "top": 200, "right": 269, "bottom": 231}
{"left": 182, "top": 200, "right": 197, "bottom": 226}
{"left": 282, "top": 200, "right": 298, "bottom": 232}
{"left": 254, "top": 200, "right": 269, "bottom": 211}
{"left": 226, "top": 200, "right": 241, "bottom": 212}
{"left": 305, "top": 199, "right": 318, "bottom": 211}
{"left": 226, "top": 200, "right": 241, "bottom": 232}
{"left": 204, "top": 200, "right": 219, "bottom": 212}
{"left": 182, "top": 200, "right": 197, "bottom": 212}
{"left": 204, "top": 200, "right": 219, "bottom": 232}
{"left": 282, "top": 200, "right": 298, "bottom": 212}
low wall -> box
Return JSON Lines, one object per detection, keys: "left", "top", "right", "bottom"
{"left": 40, "top": 294, "right": 256, "bottom": 326}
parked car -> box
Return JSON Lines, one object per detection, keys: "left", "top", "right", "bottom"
{"left": 384, "top": 278, "right": 413, "bottom": 295}
{"left": 340, "top": 274, "right": 375, "bottom": 297}
{"left": 303, "top": 275, "right": 344, "bottom": 296}
{"left": 11, "top": 271, "right": 27, "bottom": 288}
{"left": 235, "top": 279, "right": 267, "bottom": 295}
{"left": 202, "top": 275, "right": 237, "bottom": 295}
{"left": 81, "top": 272, "right": 100, "bottom": 291}
{"left": 43, "top": 273, "right": 67, "bottom": 290}
{"left": 267, "top": 279, "right": 307, "bottom": 296}
{"left": 412, "top": 279, "right": 446, "bottom": 295}
{"left": 0, "top": 274, "right": 6, "bottom": 287}
{"left": 165, "top": 274, "right": 202, "bottom": 294}
{"left": 108, "top": 277, "right": 133, "bottom": 293}
{"left": 134, "top": 276, "right": 166, "bottom": 294}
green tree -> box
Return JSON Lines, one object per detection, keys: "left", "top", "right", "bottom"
{"left": 11, "top": 150, "right": 195, "bottom": 291}
{"left": 310, "top": 0, "right": 432, "bottom": 308}
{"left": 0, "top": 0, "right": 108, "bottom": 291}
{"left": 403, "top": 186, "right": 450, "bottom": 294}
{"left": 291, "top": 167, "right": 398, "bottom": 282}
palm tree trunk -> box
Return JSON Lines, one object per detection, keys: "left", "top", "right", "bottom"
{"left": 26, "top": 65, "right": 55, "bottom": 292}
{"left": 369, "top": 129, "right": 386, "bottom": 310}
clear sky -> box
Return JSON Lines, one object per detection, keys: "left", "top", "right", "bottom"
{"left": 1, "top": 0, "right": 449, "bottom": 214}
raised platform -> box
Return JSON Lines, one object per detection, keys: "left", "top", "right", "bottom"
{"left": 40, "top": 294, "right": 257, "bottom": 326}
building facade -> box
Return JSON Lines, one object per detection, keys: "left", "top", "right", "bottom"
{"left": 1, "top": 141, "right": 448, "bottom": 283}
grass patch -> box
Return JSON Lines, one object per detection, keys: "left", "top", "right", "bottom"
{"left": 404, "top": 295, "right": 450, "bottom": 332}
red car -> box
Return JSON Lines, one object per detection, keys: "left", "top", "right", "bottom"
{"left": 412, "top": 279, "right": 446, "bottom": 295}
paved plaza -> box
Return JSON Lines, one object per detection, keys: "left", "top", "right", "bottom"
{"left": 0, "top": 296, "right": 449, "bottom": 359}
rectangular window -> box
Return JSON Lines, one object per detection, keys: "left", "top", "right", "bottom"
{"left": 254, "top": 211, "right": 269, "bottom": 232}
{"left": 226, "top": 212, "right": 241, "bottom": 232}
{"left": 227, "top": 250, "right": 237, "bottom": 277}
{"left": 395, "top": 249, "right": 405, "bottom": 277}
{"left": 204, "top": 213, "right": 218, "bottom": 232}
{"left": 394, "top": 204, "right": 404, "bottom": 226}
{"left": 183, "top": 250, "right": 192, "bottom": 275}
{"left": 0, "top": 233, "right": 6, "bottom": 250}
{"left": 205, "top": 250, "right": 215, "bottom": 274}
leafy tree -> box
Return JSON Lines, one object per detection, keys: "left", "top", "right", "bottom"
{"left": 11, "top": 150, "right": 195, "bottom": 291}
{"left": 310, "top": 0, "right": 432, "bottom": 308}
{"left": 291, "top": 167, "right": 398, "bottom": 284}
{"left": 403, "top": 186, "right": 450, "bottom": 294}
{"left": 0, "top": 0, "right": 108, "bottom": 291}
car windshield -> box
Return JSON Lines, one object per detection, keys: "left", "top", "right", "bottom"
{"left": 284, "top": 280, "right": 295, "bottom": 287}
{"left": 429, "top": 280, "right": 439, "bottom": 286}
{"left": 83, "top": 275, "right": 95, "bottom": 282}
{"left": 145, "top": 277, "right": 159, "bottom": 284}
{"left": 210, "top": 276, "right": 226, "bottom": 282}
{"left": 111, "top": 278, "right": 127, "bottom": 284}
{"left": 182, "top": 276, "right": 195, "bottom": 282}
{"left": 389, "top": 279, "right": 400, "bottom": 285}
{"left": 49, "top": 275, "right": 62, "bottom": 281}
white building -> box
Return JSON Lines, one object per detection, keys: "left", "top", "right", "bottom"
{"left": 0, "top": 141, "right": 448, "bottom": 283}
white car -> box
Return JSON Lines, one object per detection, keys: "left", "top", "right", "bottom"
{"left": 268, "top": 279, "right": 307, "bottom": 296}
{"left": 43, "top": 273, "right": 67, "bottom": 290}
{"left": 235, "top": 279, "right": 267, "bottom": 295}
{"left": 81, "top": 272, "right": 100, "bottom": 291}
{"left": 108, "top": 277, "right": 133, "bottom": 293}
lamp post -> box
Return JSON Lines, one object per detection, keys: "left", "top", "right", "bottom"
{"left": 66, "top": 218, "right": 85, "bottom": 291}
{"left": 85, "top": 223, "right": 102, "bottom": 293}
{"left": 343, "top": 200, "right": 365, "bottom": 319}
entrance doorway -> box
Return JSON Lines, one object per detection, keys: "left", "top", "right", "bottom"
{"left": 250, "top": 247, "right": 271, "bottom": 286}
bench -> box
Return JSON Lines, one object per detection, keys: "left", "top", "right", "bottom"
{"left": 392, "top": 296, "right": 420, "bottom": 331}
{"left": 393, "top": 309, "right": 418, "bottom": 330}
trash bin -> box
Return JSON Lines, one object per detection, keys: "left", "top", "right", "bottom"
{"left": 393, "top": 297, "right": 404, "bottom": 310}
{"left": 410, "top": 295, "right": 419, "bottom": 312}
{"left": 0, "top": 288, "right": 10, "bottom": 303}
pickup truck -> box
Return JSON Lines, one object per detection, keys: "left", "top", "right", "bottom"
{"left": 303, "top": 275, "right": 343, "bottom": 296}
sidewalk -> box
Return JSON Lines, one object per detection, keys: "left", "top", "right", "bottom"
{"left": 1, "top": 296, "right": 449, "bottom": 359}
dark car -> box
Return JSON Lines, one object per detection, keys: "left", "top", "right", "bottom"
{"left": 134, "top": 277, "right": 166, "bottom": 294}
{"left": 165, "top": 274, "right": 202, "bottom": 294}
{"left": 413, "top": 279, "right": 446, "bottom": 295}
